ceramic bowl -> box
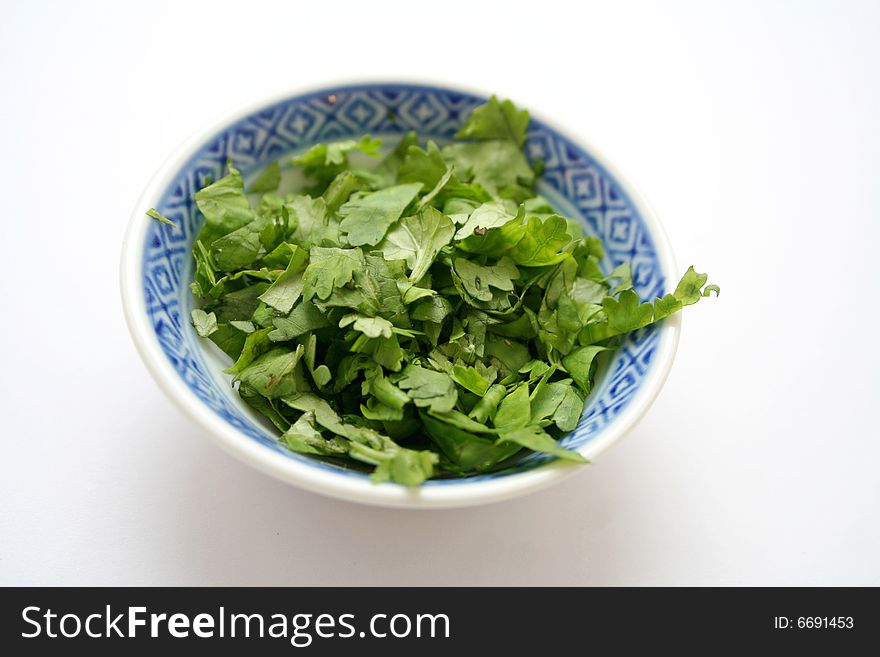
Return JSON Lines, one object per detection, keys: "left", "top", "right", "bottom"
{"left": 120, "top": 81, "right": 680, "bottom": 508}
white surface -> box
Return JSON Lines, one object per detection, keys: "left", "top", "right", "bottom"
{"left": 1, "top": 0, "right": 877, "bottom": 585}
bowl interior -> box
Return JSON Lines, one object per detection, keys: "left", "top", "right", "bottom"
{"left": 140, "top": 83, "right": 667, "bottom": 487}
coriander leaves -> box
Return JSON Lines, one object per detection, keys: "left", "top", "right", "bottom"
{"left": 183, "top": 96, "right": 718, "bottom": 485}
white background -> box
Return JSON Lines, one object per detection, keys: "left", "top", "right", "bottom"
{"left": 1, "top": 0, "right": 877, "bottom": 586}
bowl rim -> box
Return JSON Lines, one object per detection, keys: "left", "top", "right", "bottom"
{"left": 120, "top": 78, "right": 681, "bottom": 509}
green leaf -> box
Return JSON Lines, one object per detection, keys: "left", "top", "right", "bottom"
{"left": 609, "top": 262, "right": 634, "bottom": 296}
{"left": 302, "top": 247, "right": 364, "bottom": 301}
{"left": 553, "top": 385, "right": 585, "bottom": 432}
{"left": 365, "top": 370, "right": 411, "bottom": 410}
{"left": 283, "top": 393, "right": 379, "bottom": 446}
{"left": 562, "top": 345, "right": 608, "bottom": 394}
{"left": 229, "top": 320, "right": 255, "bottom": 333}
{"left": 146, "top": 208, "right": 175, "bottom": 226}
{"left": 194, "top": 167, "right": 255, "bottom": 243}
{"left": 417, "top": 166, "right": 455, "bottom": 209}
{"left": 455, "top": 96, "right": 529, "bottom": 146}
{"left": 303, "top": 333, "right": 332, "bottom": 389}
{"left": 338, "top": 182, "right": 422, "bottom": 246}
{"left": 212, "top": 283, "right": 269, "bottom": 322}
{"left": 493, "top": 383, "right": 531, "bottom": 430}
{"left": 398, "top": 282, "right": 436, "bottom": 305}
{"left": 451, "top": 364, "right": 493, "bottom": 396}
{"left": 399, "top": 141, "right": 448, "bottom": 188}
{"left": 319, "top": 254, "right": 408, "bottom": 322}
{"left": 484, "top": 334, "right": 531, "bottom": 375}
{"left": 210, "top": 215, "right": 269, "bottom": 271}
{"left": 453, "top": 201, "right": 517, "bottom": 240}
{"left": 224, "top": 327, "right": 273, "bottom": 376}
{"left": 530, "top": 381, "right": 569, "bottom": 423}
{"left": 286, "top": 195, "right": 330, "bottom": 244}
{"left": 321, "top": 171, "right": 364, "bottom": 211}
{"left": 427, "top": 409, "right": 496, "bottom": 434}
{"left": 393, "top": 364, "right": 458, "bottom": 413}
{"left": 351, "top": 333, "right": 406, "bottom": 371}
{"left": 262, "top": 242, "right": 296, "bottom": 269}
{"left": 673, "top": 266, "right": 711, "bottom": 306}
{"left": 372, "top": 131, "right": 418, "bottom": 186}
{"left": 378, "top": 206, "right": 455, "bottom": 282}
{"left": 421, "top": 412, "right": 521, "bottom": 472}
{"left": 468, "top": 383, "right": 507, "bottom": 424}
{"left": 411, "top": 295, "right": 453, "bottom": 323}
{"left": 340, "top": 313, "right": 394, "bottom": 339}
{"left": 257, "top": 245, "right": 308, "bottom": 313}
{"left": 239, "top": 385, "right": 291, "bottom": 432}
{"left": 292, "top": 136, "right": 382, "bottom": 187}
{"left": 497, "top": 425, "right": 587, "bottom": 463}
{"left": 283, "top": 411, "right": 348, "bottom": 456}
{"left": 208, "top": 325, "right": 247, "bottom": 360}
{"left": 284, "top": 392, "right": 437, "bottom": 485}
{"left": 247, "top": 160, "right": 281, "bottom": 193}
{"left": 453, "top": 256, "right": 519, "bottom": 302}
{"left": 191, "top": 309, "right": 218, "bottom": 337}
{"left": 578, "top": 267, "right": 719, "bottom": 345}
{"left": 605, "top": 290, "right": 655, "bottom": 333}
{"left": 442, "top": 140, "right": 534, "bottom": 193}
{"left": 238, "top": 345, "right": 305, "bottom": 398}
{"left": 508, "top": 215, "right": 573, "bottom": 267}
{"left": 369, "top": 448, "right": 438, "bottom": 486}
{"left": 652, "top": 294, "right": 683, "bottom": 322}
{"left": 269, "top": 300, "right": 331, "bottom": 342}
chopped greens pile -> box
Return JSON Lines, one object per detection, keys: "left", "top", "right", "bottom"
{"left": 151, "top": 96, "right": 718, "bottom": 486}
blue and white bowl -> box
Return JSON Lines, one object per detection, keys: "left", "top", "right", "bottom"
{"left": 120, "top": 81, "right": 680, "bottom": 508}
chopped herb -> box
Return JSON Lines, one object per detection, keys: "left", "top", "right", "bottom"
{"left": 146, "top": 208, "right": 175, "bottom": 226}
{"left": 181, "top": 95, "right": 718, "bottom": 485}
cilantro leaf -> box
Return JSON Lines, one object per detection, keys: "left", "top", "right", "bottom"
{"left": 393, "top": 364, "right": 458, "bottom": 413}
{"left": 508, "top": 215, "right": 574, "bottom": 266}
{"left": 292, "top": 136, "right": 382, "bottom": 188}
{"left": 283, "top": 411, "right": 348, "bottom": 456}
{"left": 493, "top": 383, "right": 531, "bottom": 430}
{"left": 268, "top": 300, "right": 331, "bottom": 341}
{"left": 257, "top": 244, "right": 308, "bottom": 313}
{"left": 284, "top": 392, "right": 437, "bottom": 485}
{"left": 146, "top": 208, "right": 176, "bottom": 226}
{"left": 455, "top": 95, "right": 529, "bottom": 146}
{"left": 194, "top": 167, "right": 255, "bottom": 244}
{"left": 453, "top": 200, "right": 518, "bottom": 240}
{"left": 237, "top": 345, "right": 305, "bottom": 398}
{"left": 338, "top": 183, "right": 423, "bottom": 246}
{"left": 224, "top": 327, "right": 273, "bottom": 376}
{"left": 399, "top": 141, "right": 448, "bottom": 188}
{"left": 553, "top": 385, "right": 585, "bottom": 432}
{"left": 210, "top": 215, "right": 270, "bottom": 271}
{"left": 247, "top": 160, "right": 281, "bottom": 193}
{"left": 441, "top": 140, "right": 534, "bottom": 193}
{"left": 340, "top": 313, "right": 394, "bottom": 339}
{"left": 191, "top": 309, "right": 218, "bottom": 338}
{"left": 497, "top": 425, "right": 587, "bottom": 463}
{"left": 562, "top": 346, "right": 608, "bottom": 394}
{"left": 420, "top": 411, "right": 521, "bottom": 472}
{"left": 301, "top": 247, "right": 364, "bottom": 301}
{"left": 451, "top": 364, "right": 494, "bottom": 396}
{"left": 453, "top": 256, "right": 519, "bottom": 302}
{"left": 378, "top": 206, "right": 455, "bottom": 283}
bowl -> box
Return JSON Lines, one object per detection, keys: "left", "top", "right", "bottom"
{"left": 120, "top": 81, "right": 680, "bottom": 508}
